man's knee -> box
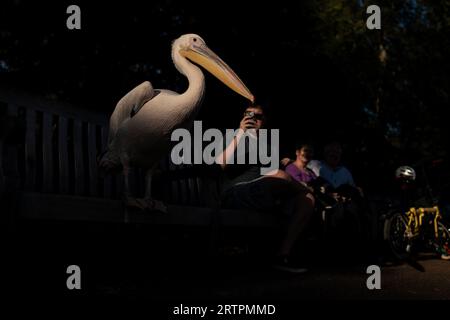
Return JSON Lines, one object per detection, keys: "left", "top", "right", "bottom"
{"left": 267, "top": 169, "right": 292, "bottom": 181}
{"left": 293, "top": 191, "right": 315, "bottom": 213}
{"left": 306, "top": 192, "right": 315, "bottom": 207}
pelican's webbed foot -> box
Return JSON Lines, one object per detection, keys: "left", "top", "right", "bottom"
{"left": 141, "top": 197, "right": 167, "bottom": 213}
{"left": 123, "top": 194, "right": 167, "bottom": 213}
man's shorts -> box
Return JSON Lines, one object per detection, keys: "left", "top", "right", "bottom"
{"left": 221, "top": 176, "right": 302, "bottom": 213}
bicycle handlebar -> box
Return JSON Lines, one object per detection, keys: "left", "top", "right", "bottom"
{"left": 411, "top": 207, "right": 439, "bottom": 213}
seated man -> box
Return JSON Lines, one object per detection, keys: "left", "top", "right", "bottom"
{"left": 310, "top": 141, "right": 369, "bottom": 241}
{"left": 216, "top": 104, "right": 315, "bottom": 273}
{"left": 308, "top": 141, "right": 358, "bottom": 193}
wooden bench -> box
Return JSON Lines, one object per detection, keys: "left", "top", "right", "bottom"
{"left": 0, "top": 88, "right": 280, "bottom": 229}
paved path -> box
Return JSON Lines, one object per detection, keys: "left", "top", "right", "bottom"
{"left": 205, "top": 258, "right": 450, "bottom": 300}
{"left": 91, "top": 254, "right": 449, "bottom": 301}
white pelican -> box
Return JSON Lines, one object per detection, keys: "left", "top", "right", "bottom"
{"left": 99, "top": 34, "right": 254, "bottom": 212}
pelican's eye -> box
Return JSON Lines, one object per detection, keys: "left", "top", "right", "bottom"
{"left": 193, "top": 38, "right": 197, "bottom": 42}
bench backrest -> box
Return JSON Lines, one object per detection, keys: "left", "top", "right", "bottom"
{"left": 0, "top": 89, "right": 221, "bottom": 207}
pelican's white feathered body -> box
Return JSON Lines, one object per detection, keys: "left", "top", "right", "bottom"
{"left": 113, "top": 89, "right": 197, "bottom": 169}
{"left": 99, "top": 34, "right": 253, "bottom": 209}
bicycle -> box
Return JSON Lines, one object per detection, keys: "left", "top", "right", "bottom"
{"left": 384, "top": 162, "right": 450, "bottom": 261}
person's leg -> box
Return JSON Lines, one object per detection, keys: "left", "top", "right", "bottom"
{"left": 278, "top": 192, "right": 315, "bottom": 256}
{"left": 255, "top": 172, "right": 315, "bottom": 272}
{"left": 254, "top": 171, "right": 315, "bottom": 257}
{"left": 223, "top": 170, "right": 298, "bottom": 211}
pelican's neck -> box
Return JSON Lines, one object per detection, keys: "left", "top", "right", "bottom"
{"left": 172, "top": 49, "right": 205, "bottom": 107}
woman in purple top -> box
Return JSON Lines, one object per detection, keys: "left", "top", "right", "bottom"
{"left": 285, "top": 143, "right": 317, "bottom": 184}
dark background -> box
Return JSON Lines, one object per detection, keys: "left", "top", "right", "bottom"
{"left": 2, "top": 0, "right": 450, "bottom": 305}
{"left": 2, "top": 0, "right": 449, "bottom": 191}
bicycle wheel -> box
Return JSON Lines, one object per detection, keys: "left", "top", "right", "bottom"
{"left": 433, "top": 222, "right": 450, "bottom": 258}
{"left": 384, "top": 212, "right": 411, "bottom": 260}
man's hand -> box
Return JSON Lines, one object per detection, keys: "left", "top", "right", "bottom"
{"left": 239, "top": 115, "right": 256, "bottom": 131}
{"left": 280, "top": 158, "right": 293, "bottom": 167}
{"left": 356, "top": 186, "right": 364, "bottom": 198}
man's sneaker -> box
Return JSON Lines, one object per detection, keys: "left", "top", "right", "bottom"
{"left": 272, "top": 255, "right": 308, "bottom": 273}
{"left": 440, "top": 244, "right": 450, "bottom": 261}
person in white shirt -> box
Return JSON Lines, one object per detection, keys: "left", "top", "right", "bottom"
{"left": 307, "top": 141, "right": 356, "bottom": 190}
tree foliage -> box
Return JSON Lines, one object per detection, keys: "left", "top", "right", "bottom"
{"left": 310, "top": 0, "right": 450, "bottom": 159}
{"left": 1, "top": 0, "right": 449, "bottom": 188}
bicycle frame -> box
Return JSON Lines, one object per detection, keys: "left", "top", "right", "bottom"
{"left": 404, "top": 206, "right": 442, "bottom": 239}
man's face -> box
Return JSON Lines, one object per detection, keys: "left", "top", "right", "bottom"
{"left": 324, "top": 143, "right": 342, "bottom": 167}
{"left": 244, "top": 107, "right": 264, "bottom": 130}
{"left": 296, "top": 146, "right": 314, "bottom": 163}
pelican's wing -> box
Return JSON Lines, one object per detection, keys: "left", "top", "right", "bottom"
{"left": 108, "top": 81, "right": 157, "bottom": 144}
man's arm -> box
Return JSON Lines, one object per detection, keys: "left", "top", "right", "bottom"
{"left": 343, "top": 167, "right": 364, "bottom": 196}
{"left": 215, "top": 129, "right": 244, "bottom": 169}
{"left": 344, "top": 167, "right": 356, "bottom": 187}
{"left": 215, "top": 115, "right": 256, "bottom": 170}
